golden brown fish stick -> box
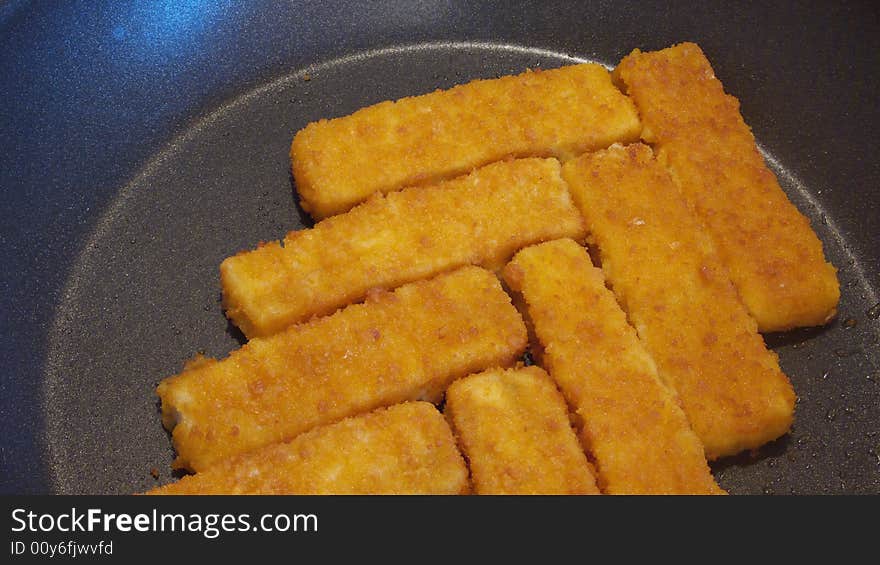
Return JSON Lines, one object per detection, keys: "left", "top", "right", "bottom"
{"left": 445, "top": 366, "right": 599, "bottom": 495}
{"left": 158, "top": 266, "right": 527, "bottom": 472}
{"left": 502, "top": 239, "right": 724, "bottom": 494}
{"left": 291, "top": 63, "right": 641, "bottom": 218}
{"left": 562, "top": 144, "right": 796, "bottom": 460}
{"left": 148, "top": 402, "right": 469, "bottom": 495}
{"left": 614, "top": 42, "right": 839, "bottom": 332}
{"left": 222, "top": 158, "right": 585, "bottom": 338}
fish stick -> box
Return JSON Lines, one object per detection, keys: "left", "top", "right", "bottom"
{"left": 614, "top": 43, "right": 839, "bottom": 332}
{"left": 445, "top": 366, "right": 599, "bottom": 495}
{"left": 502, "top": 239, "right": 724, "bottom": 494}
{"left": 562, "top": 144, "right": 796, "bottom": 460}
{"left": 158, "top": 266, "right": 527, "bottom": 472}
{"left": 223, "top": 158, "right": 584, "bottom": 338}
{"left": 291, "top": 63, "right": 641, "bottom": 218}
{"left": 148, "top": 402, "right": 469, "bottom": 495}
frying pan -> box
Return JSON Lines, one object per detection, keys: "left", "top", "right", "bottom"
{"left": 1, "top": 1, "right": 877, "bottom": 495}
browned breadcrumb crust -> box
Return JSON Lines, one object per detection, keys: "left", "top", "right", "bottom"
{"left": 445, "top": 365, "right": 599, "bottom": 495}
{"left": 158, "top": 266, "right": 526, "bottom": 472}
{"left": 614, "top": 42, "right": 839, "bottom": 332}
{"left": 148, "top": 402, "right": 469, "bottom": 495}
{"left": 222, "top": 158, "right": 584, "bottom": 338}
{"left": 503, "top": 239, "right": 724, "bottom": 494}
{"left": 291, "top": 63, "right": 640, "bottom": 218}
{"left": 562, "top": 144, "right": 795, "bottom": 460}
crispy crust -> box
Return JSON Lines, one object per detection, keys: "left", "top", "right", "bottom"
{"left": 445, "top": 366, "right": 599, "bottom": 495}
{"left": 614, "top": 42, "right": 839, "bottom": 331}
{"left": 562, "top": 144, "right": 796, "bottom": 460}
{"left": 222, "top": 158, "right": 585, "bottom": 338}
{"left": 158, "top": 266, "right": 527, "bottom": 472}
{"left": 503, "top": 239, "right": 724, "bottom": 493}
{"left": 291, "top": 63, "right": 641, "bottom": 218}
{"left": 148, "top": 403, "right": 469, "bottom": 495}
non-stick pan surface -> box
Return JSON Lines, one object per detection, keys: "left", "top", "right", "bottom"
{"left": 1, "top": 2, "right": 878, "bottom": 494}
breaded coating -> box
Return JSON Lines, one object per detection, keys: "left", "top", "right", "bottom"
{"left": 445, "top": 366, "right": 599, "bottom": 495}
{"left": 223, "top": 158, "right": 585, "bottom": 338}
{"left": 148, "top": 403, "right": 469, "bottom": 495}
{"left": 291, "top": 63, "right": 641, "bottom": 218}
{"left": 614, "top": 43, "right": 839, "bottom": 332}
{"left": 158, "top": 266, "right": 527, "bottom": 472}
{"left": 562, "top": 144, "right": 796, "bottom": 460}
{"left": 502, "top": 239, "right": 724, "bottom": 494}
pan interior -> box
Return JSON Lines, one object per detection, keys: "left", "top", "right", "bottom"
{"left": 43, "top": 42, "right": 880, "bottom": 494}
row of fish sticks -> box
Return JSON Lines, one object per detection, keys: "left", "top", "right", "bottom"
{"left": 150, "top": 43, "right": 839, "bottom": 494}
{"left": 153, "top": 255, "right": 722, "bottom": 495}
{"left": 287, "top": 42, "right": 838, "bottom": 332}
